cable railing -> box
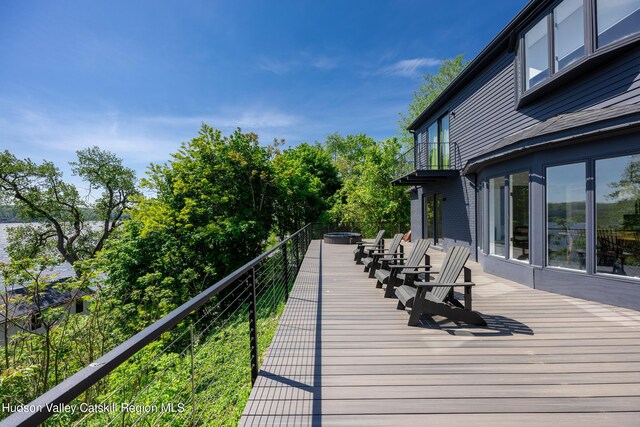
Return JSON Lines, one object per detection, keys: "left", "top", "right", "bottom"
{"left": 393, "top": 141, "right": 457, "bottom": 181}
{"left": 1, "top": 224, "right": 311, "bottom": 427}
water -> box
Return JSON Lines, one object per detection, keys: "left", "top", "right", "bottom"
{"left": 0, "top": 223, "right": 75, "bottom": 287}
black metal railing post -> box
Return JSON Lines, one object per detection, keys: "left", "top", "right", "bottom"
{"left": 248, "top": 267, "right": 259, "bottom": 384}
{"left": 283, "top": 242, "right": 290, "bottom": 302}
{"left": 295, "top": 234, "right": 300, "bottom": 272}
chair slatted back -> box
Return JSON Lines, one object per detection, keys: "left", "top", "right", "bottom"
{"left": 372, "top": 229, "right": 385, "bottom": 248}
{"left": 406, "top": 239, "right": 431, "bottom": 266}
{"left": 431, "top": 246, "right": 470, "bottom": 302}
{"left": 388, "top": 233, "right": 404, "bottom": 254}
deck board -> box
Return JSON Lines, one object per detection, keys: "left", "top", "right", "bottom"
{"left": 240, "top": 240, "right": 640, "bottom": 426}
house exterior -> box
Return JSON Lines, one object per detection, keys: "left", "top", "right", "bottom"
{"left": 0, "top": 284, "right": 88, "bottom": 344}
{"left": 394, "top": 0, "right": 640, "bottom": 310}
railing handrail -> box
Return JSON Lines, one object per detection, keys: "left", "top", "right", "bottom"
{"left": 1, "top": 224, "right": 311, "bottom": 427}
{"left": 395, "top": 141, "right": 456, "bottom": 159}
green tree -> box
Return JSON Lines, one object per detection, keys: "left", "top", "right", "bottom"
{"left": 272, "top": 143, "right": 341, "bottom": 235}
{"left": 0, "top": 148, "right": 137, "bottom": 275}
{"left": 323, "top": 133, "right": 377, "bottom": 177}
{"left": 102, "top": 125, "right": 278, "bottom": 328}
{"left": 398, "top": 55, "right": 468, "bottom": 147}
{"left": 328, "top": 136, "right": 410, "bottom": 236}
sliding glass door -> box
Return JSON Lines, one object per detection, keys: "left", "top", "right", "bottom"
{"left": 424, "top": 193, "right": 443, "bottom": 245}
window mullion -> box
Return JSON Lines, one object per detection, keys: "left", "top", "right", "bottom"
{"left": 547, "top": 12, "right": 555, "bottom": 74}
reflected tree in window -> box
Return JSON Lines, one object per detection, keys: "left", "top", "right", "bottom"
{"left": 596, "top": 155, "right": 640, "bottom": 277}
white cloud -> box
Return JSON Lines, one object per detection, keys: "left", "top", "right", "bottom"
{"left": 378, "top": 57, "right": 441, "bottom": 78}
{"left": 258, "top": 53, "right": 339, "bottom": 74}
{"left": 257, "top": 56, "right": 293, "bottom": 75}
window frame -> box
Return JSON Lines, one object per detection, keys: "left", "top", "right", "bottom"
{"left": 488, "top": 174, "right": 507, "bottom": 257}
{"left": 544, "top": 159, "right": 588, "bottom": 272}
{"left": 594, "top": 0, "right": 640, "bottom": 48}
{"left": 517, "top": 0, "right": 640, "bottom": 102}
{"left": 425, "top": 113, "right": 450, "bottom": 170}
{"left": 593, "top": 150, "right": 640, "bottom": 280}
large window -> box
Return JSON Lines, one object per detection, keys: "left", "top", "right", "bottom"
{"left": 424, "top": 194, "right": 443, "bottom": 245}
{"left": 547, "top": 163, "right": 586, "bottom": 270}
{"left": 510, "top": 172, "right": 529, "bottom": 261}
{"left": 520, "top": 0, "right": 640, "bottom": 92}
{"left": 597, "top": 0, "right": 640, "bottom": 47}
{"left": 525, "top": 18, "right": 550, "bottom": 89}
{"left": 596, "top": 155, "right": 640, "bottom": 278}
{"left": 554, "top": 0, "right": 584, "bottom": 71}
{"left": 426, "top": 114, "right": 450, "bottom": 169}
{"left": 489, "top": 177, "right": 506, "bottom": 256}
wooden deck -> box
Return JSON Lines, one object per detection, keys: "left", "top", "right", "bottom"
{"left": 240, "top": 240, "right": 640, "bottom": 426}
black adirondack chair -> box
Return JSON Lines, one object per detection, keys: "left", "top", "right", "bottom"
{"left": 374, "top": 239, "right": 431, "bottom": 298}
{"left": 353, "top": 229, "right": 385, "bottom": 264}
{"left": 395, "top": 246, "right": 486, "bottom": 326}
{"left": 363, "top": 233, "right": 404, "bottom": 277}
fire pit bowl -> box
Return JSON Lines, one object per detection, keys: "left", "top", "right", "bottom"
{"left": 324, "top": 232, "right": 362, "bottom": 245}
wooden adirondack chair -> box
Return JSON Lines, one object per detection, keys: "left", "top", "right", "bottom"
{"left": 363, "top": 233, "right": 404, "bottom": 277}
{"left": 374, "top": 239, "right": 431, "bottom": 298}
{"left": 395, "top": 246, "right": 486, "bottom": 326}
{"left": 353, "top": 229, "right": 385, "bottom": 264}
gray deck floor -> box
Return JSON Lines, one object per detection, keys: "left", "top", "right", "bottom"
{"left": 240, "top": 240, "right": 640, "bottom": 426}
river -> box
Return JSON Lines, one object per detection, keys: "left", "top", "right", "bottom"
{"left": 0, "top": 223, "right": 76, "bottom": 287}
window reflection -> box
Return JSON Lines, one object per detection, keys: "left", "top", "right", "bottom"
{"left": 596, "top": 155, "right": 640, "bottom": 278}
{"left": 510, "top": 172, "right": 529, "bottom": 261}
{"left": 597, "top": 0, "right": 640, "bottom": 47}
{"left": 525, "top": 18, "right": 549, "bottom": 89}
{"left": 490, "top": 177, "right": 506, "bottom": 256}
{"left": 554, "top": 0, "right": 584, "bottom": 71}
{"left": 547, "top": 163, "right": 586, "bottom": 270}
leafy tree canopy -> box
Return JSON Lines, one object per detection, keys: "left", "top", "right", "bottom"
{"left": 398, "top": 54, "right": 468, "bottom": 147}
{"left": 101, "top": 125, "right": 278, "bottom": 326}
{"left": 0, "top": 147, "right": 137, "bottom": 274}
{"left": 272, "top": 142, "right": 341, "bottom": 235}
{"left": 326, "top": 135, "right": 410, "bottom": 236}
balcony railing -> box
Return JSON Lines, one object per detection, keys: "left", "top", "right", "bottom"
{"left": 392, "top": 142, "right": 458, "bottom": 185}
{"left": 2, "top": 225, "right": 311, "bottom": 427}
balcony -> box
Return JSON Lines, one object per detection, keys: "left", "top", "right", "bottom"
{"left": 392, "top": 142, "right": 459, "bottom": 186}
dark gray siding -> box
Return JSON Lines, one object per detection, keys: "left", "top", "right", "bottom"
{"left": 412, "top": 44, "right": 640, "bottom": 249}
{"left": 409, "top": 189, "right": 421, "bottom": 241}
{"left": 416, "top": 45, "right": 640, "bottom": 165}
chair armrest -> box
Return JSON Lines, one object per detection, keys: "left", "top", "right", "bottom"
{"left": 368, "top": 249, "right": 392, "bottom": 255}
{"left": 415, "top": 282, "right": 475, "bottom": 288}
{"left": 388, "top": 264, "right": 432, "bottom": 269}
{"left": 381, "top": 255, "right": 407, "bottom": 261}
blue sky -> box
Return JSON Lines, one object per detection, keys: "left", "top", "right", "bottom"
{"left": 0, "top": 0, "right": 528, "bottom": 188}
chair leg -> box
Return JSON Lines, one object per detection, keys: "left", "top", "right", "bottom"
{"left": 407, "top": 301, "right": 422, "bottom": 326}
{"left": 397, "top": 300, "right": 405, "bottom": 310}
{"left": 375, "top": 280, "right": 383, "bottom": 289}
{"left": 384, "top": 283, "right": 395, "bottom": 298}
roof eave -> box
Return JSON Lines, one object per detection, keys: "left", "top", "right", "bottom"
{"left": 407, "top": 0, "right": 548, "bottom": 132}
